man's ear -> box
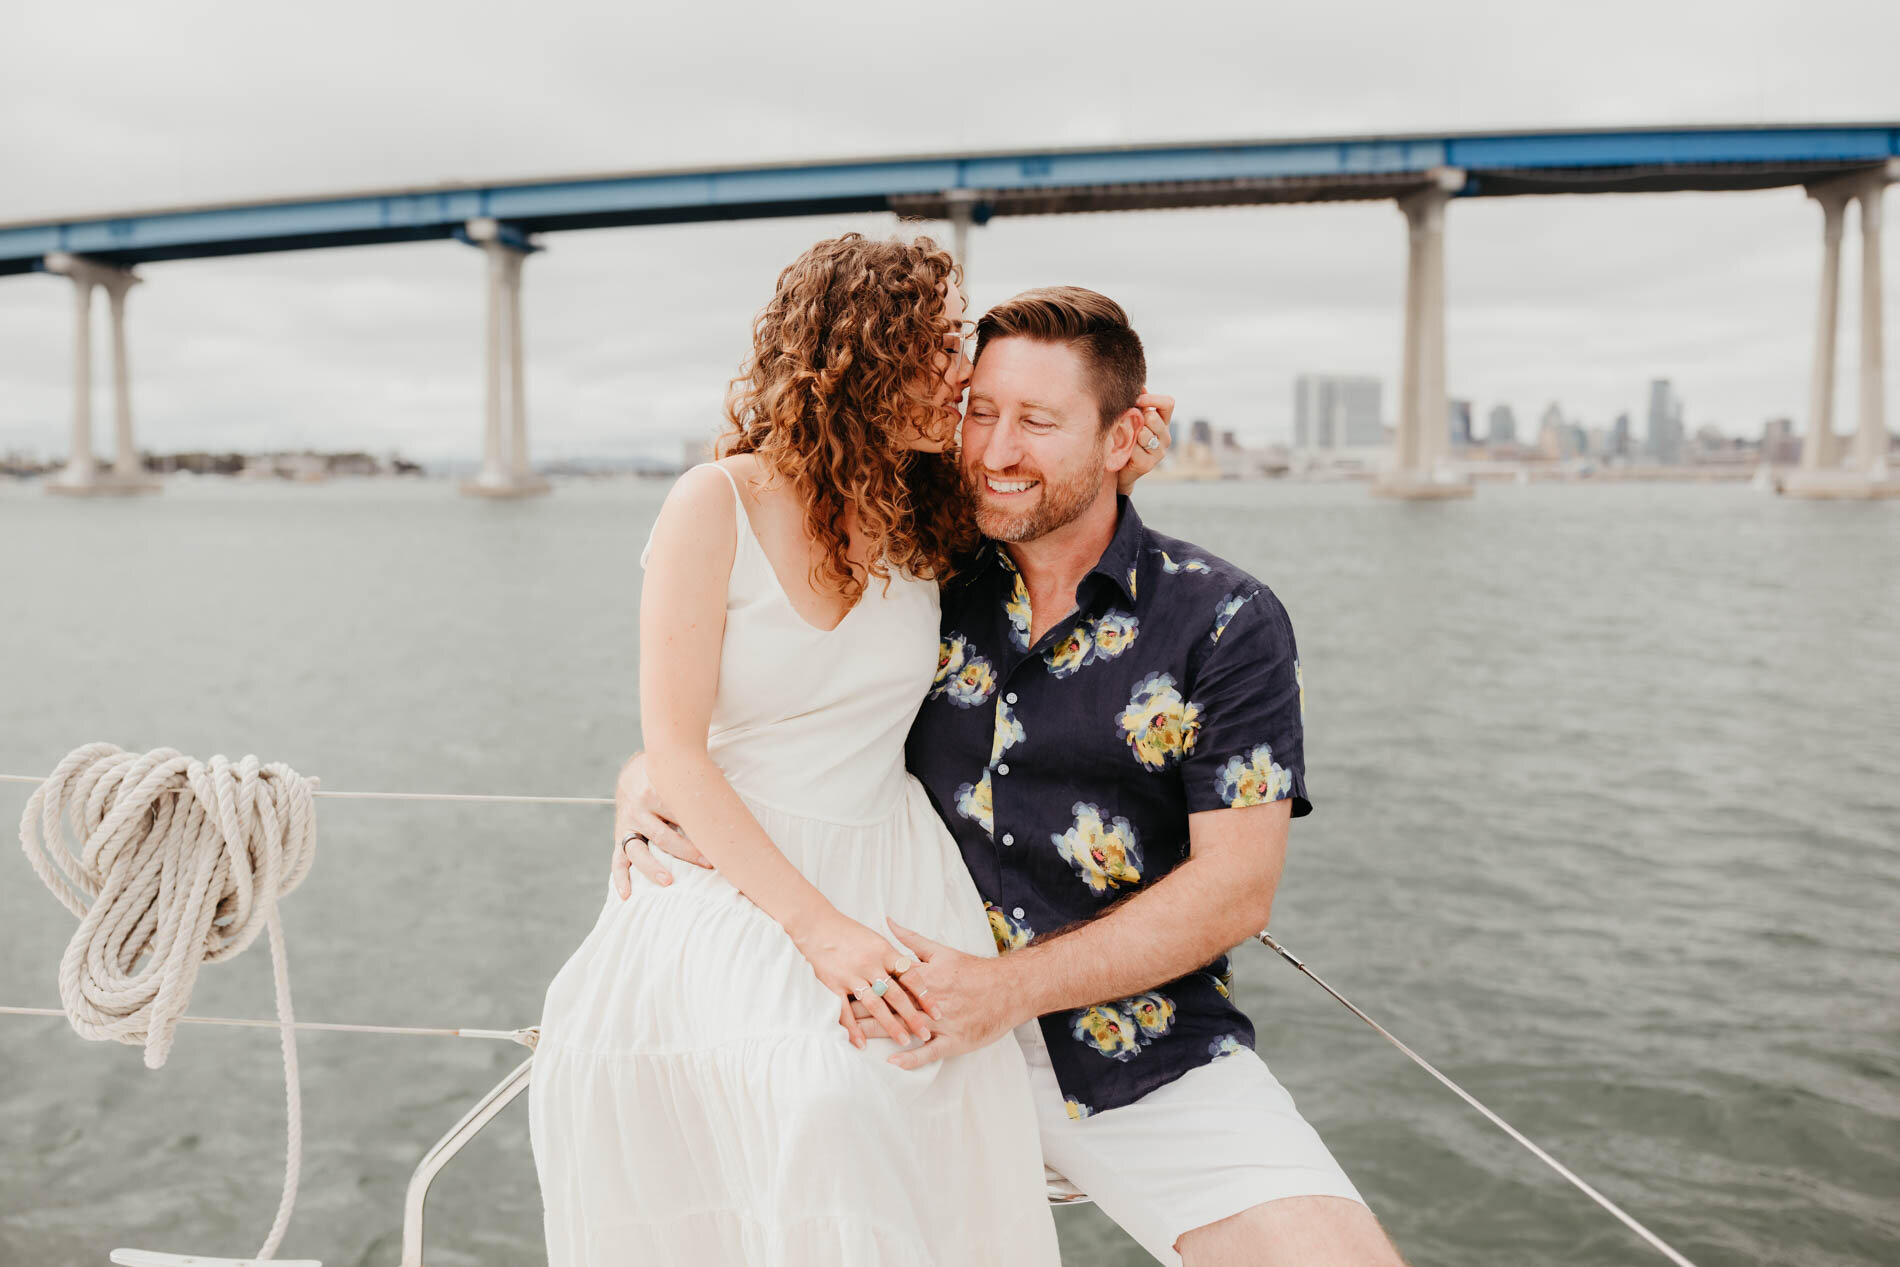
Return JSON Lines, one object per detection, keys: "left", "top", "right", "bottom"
{"left": 1103, "top": 407, "right": 1142, "bottom": 473}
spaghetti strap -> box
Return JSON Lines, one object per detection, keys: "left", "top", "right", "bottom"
{"left": 639, "top": 461, "right": 748, "bottom": 570}
{"left": 703, "top": 459, "right": 744, "bottom": 501}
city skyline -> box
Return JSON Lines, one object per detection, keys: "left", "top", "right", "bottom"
{"left": 1287, "top": 368, "right": 1781, "bottom": 460}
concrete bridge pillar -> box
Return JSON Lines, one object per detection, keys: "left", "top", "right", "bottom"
{"left": 1855, "top": 175, "right": 1887, "bottom": 480}
{"left": 1799, "top": 189, "right": 1848, "bottom": 476}
{"left": 1375, "top": 168, "right": 1473, "bottom": 500}
{"left": 1786, "top": 161, "right": 1898, "bottom": 498}
{"left": 942, "top": 189, "right": 981, "bottom": 299}
{"left": 460, "top": 219, "right": 549, "bottom": 498}
{"left": 41, "top": 252, "right": 161, "bottom": 497}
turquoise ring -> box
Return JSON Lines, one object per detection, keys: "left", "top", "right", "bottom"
{"left": 870, "top": 977, "right": 891, "bottom": 998}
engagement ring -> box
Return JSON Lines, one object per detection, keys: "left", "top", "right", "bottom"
{"left": 870, "top": 977, "right": 891, "bottom": 998}
{"left": 1142, "top": 433, "right": 1161, "bottom": 451}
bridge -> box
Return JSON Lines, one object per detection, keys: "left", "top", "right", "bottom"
{"left": 4, "top": 123, "right": 1896, "bottom": 499}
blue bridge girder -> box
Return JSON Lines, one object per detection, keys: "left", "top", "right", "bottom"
{"left": 3, "top": 123, "right": 1897, "bottom": 278}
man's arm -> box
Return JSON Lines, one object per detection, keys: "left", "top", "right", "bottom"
{"left": 610, "top": 750, "right": 710, "bottom": 897}
{"left": 1005, "top": 798, "right": 1285, "bottom": 1016}
{"left": 884, "top": 799, "right": 1287, "bottom": 1069}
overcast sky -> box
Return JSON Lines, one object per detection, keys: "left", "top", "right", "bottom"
{"left": 2, "top": 0, "right": 1896, "bottom": 460}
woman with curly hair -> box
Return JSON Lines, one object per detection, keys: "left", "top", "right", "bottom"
{"left": 528, "top": 233, "right": 1161, "bottom": 1265}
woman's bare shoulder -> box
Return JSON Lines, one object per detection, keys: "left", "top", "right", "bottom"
{"left": 648, "top": 462, "right": 739, "bottom": 565}
{"left": 715, "top": 453, "right": 808, "bottom": 525}
{"left": 711, "top": 453, "right": 772, "bottom": 504}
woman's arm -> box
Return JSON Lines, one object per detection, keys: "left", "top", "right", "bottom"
{"left": 638, "top": 464, "right": 933, "bottom": 1044}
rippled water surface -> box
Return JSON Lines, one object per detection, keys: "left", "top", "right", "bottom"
{"left": 2, "top": 476, "right": 1896, "bottom": 1266}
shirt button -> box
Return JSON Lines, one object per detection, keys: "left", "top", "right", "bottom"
{"left": 1012, "top": 907, "right": 1026, "bottom": 919}
{"left": 996, "top": 763, "right": 1010, "bottom": 775}
{"left": 1002, "top": 833, "right": 1014, "bottom": 846}
{"left": 1005, "top": 692, "right": 1018, "bottom": 705}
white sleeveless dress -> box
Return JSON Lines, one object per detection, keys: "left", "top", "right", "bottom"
{"left": 528, "top": 464, "right": 1061, "bottom": 1266}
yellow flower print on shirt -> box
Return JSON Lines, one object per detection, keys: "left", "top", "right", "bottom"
{"left": 985, "top": 902, "right": 1033, "bottom": 953}
{"left": 1118, "top": 673, "right": 1203, "bottom": 771}
{"left": 1211, "top": 591, "right": 1253, "bottom": 643}
{"left": 931, "top": 635, "right": 967, "bottom": 698}
{"left": 1157, "top": 550, "right": 1211, "bottom": 574}
{"left": 956, "top": 770, "right": 994, "bottom": 836}
{"left": 1045, "top": 624, "right": 1094, "bottom": 678}
{"left": 1295, "top": 658, "right": 1305, "bottom": 725}
{"left": 1072, "top": 1003, "right": 1143, "bottom": 1061}
{"left": 1052, "top": 802, "right": 1144, "bottom": 894}
{"left": 1208, "top": 1034, "right": 1244, "bottom": 1059}
{"left": 945, "top": 652, "right": 998, "bottom": 708}
{"left": 1124, "top": 991, "right": 1176, "bottom": 1039}
{"left": 1064, "top": 1098, "right": 1095, "bottom": 1120}
{"left": 1126, "top": 564, "right": 1138, "bottom": 599}
{"left": 1004, "top": 572, "right": 1032, "bottom": 651}
{"left": 1209, "top": 966, "right": 1234, "bottom": 999}
{"left": 1215, "top": 743, "right": 1294, "bottom": 807}
{"left": 990, "top": 698, "right": 1025, "bottom": 764}
{"left": 1090, "top": 611, "right": 1139, "bottom": 660}
{"left": 1045, "top": 612, "right": 1138, "bottom": 677}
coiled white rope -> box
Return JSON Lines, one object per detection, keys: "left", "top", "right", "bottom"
{"left": 17, "top": 742, "right": 319, "bottom": 1263}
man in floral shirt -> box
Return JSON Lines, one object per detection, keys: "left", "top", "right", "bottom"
{"left": 617, "top": 289, "right": 1405, "bottom": 1266}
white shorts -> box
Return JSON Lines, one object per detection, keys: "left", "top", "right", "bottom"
{"left": 1016, "top": 1020, "right": 1366, "bottom": 1266}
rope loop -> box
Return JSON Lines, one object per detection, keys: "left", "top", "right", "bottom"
{"left": 18, "top": 741, "right": 319, "bottom": 1260}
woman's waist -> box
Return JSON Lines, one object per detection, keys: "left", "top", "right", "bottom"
{"left": 708, "top": 744, "right": 918, "bottom": 827}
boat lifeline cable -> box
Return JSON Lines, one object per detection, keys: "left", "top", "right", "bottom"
{"left": 18, "top": 742, "right": 319, "bottom": 1263}
{"left": 1254, "top": 931, "right": 1700, "bottom": 1267}
{"left": 5, "top": 758, "right": 1707, "bottom": 1264}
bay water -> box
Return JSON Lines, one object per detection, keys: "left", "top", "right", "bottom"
{"left": 2, "top": 475, "right": 1895, "bottom": 1265}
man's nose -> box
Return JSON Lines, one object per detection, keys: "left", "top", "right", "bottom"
{"left": 983, "top": 420, "right": 1026, "bottom": 470}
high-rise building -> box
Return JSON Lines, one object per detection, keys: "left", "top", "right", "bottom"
{"left": 1538, "top": 402, "right": 1567, "bottom": 459}
{"left": 1761, "top": 416, "right": 1799, "bottom": 464}
{"left": 1647, "top": 379, "right": 1685, "bottom": 464}
{"left": 1487, "top": 403, "right": 1518, "bottom": 446}
{"left": 1448, "top": 399, "right": 1473, "bottom": 448}
{"left": 1612, "top": 411, "right": 1632, "bottom": 460}
{"left": 1294, "top": 374, "right": 1383, "bottom": 450}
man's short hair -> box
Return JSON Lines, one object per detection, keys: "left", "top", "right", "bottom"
{"left": 975, "top": 286, "right": 1146, "bottom": 428}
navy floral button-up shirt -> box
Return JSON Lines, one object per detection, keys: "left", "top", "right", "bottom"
{"left": 905, "top": 496, "right": 1310, "bottom": 1117}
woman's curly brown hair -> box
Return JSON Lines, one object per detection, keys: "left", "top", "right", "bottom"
{"left": 719, "top": 232, "right": 977, "bottom": 602}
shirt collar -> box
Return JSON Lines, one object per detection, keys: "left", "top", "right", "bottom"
{"left": 1086, "top": 495, "right": 1144, "bottom": 605}
{"left": 967, "top": 495, "right": 1145, "bottom": 604}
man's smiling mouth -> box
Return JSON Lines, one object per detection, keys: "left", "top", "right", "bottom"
{"left": 985, "top": 476, "right": 1038, "bottom": 495}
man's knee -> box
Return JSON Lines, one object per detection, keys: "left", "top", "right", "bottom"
{"left": 1176, "top": 1194, "right": 1407, "bottom": 1267}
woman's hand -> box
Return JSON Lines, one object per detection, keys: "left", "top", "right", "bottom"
{"left": 1118, "top": 391, "right": 1176, "bottom": 493}
{"left": 789, "top": 910, "right": 937, "bottom": 1048}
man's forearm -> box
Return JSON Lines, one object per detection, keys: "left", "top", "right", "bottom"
{"left": 1001, "top": 849, "right": 1276, "bottom": 1021}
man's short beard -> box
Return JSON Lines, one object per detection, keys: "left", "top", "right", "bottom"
{"left": 967, "top": 435, "right": 1107, "bottom": 544}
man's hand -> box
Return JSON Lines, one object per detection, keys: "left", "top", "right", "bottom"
{"left": 611, "top": 751, "right": 713, "bottom": 898}
{"left": 1117, "top": 391, "right": 1176, "bottom": 493}
{"left": 874, "top": 920, "right": 1031, "bottom": 1070}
